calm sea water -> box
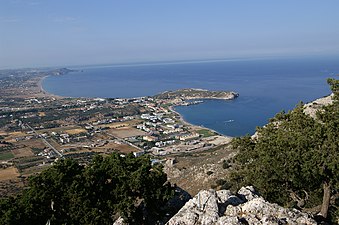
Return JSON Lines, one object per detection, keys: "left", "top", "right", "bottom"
{"left": 43, "top": 56, "right": 338, "bottom": 136}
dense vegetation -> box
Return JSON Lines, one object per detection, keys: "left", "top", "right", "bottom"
{"left": 0, "top": 153, "right": 174, "bottom": 225}
{"left": 230, "top": 79, "right": 339, "bottom": 222}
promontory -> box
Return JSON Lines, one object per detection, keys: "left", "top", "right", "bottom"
{"left": 154, "top": 88, "right": 239, "bottom": 100}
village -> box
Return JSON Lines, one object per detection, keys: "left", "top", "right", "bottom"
{"left": 0, "top": 68, "right": 233, "bottom": 196}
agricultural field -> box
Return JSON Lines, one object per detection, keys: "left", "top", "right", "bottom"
{"left": 196, "top": 129, "right": 217, "bottom": 138}
{"left": 65, "top": 128, "right": 87, "bottom": 135}
{"left": 11, "top": 147, "right": 34, "bottom": 158}
{"left": 107, "top": 127, "right": 147, "bottom": 139}
{"left": 0, "top": 152, "right": 15, "bottom": 161}
{"left": 0, "top": 167, "right": 19, "bottom": 181}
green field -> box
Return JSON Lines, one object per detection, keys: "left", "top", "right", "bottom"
{"left": 0, "top": 151, "right": 15, "bottom": 160}
{"left": 196, "top": 129, "right": 216, "bottom": 138}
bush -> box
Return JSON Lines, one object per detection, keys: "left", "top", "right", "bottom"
{"left": 222, "top": 159, "right": 230, "bottom": 169}
{"left": 206, "top": 171, "right": 214, "bottom": 176}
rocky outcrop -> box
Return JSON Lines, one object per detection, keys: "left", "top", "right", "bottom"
{"left": 166, "top": 186, "right": 317, "bottom": 225}
{"left": 154, "top": 88, "right": 239, "bottom": 100}
{"left": 303, "top": 94, "right": 333, "bottom": 119}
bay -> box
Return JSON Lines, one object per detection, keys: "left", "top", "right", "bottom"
{"left": 43, "top": 55, "right": 339, "bottom": 136}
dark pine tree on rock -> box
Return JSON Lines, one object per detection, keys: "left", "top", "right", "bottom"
{"left": 230, "top": 79, "right": 338, "bottom": 222}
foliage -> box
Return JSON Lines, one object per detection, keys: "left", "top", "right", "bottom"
{"left": 206, "top": 171, "right": 214, "bottom": 175}
{"left": 0, "top": 151, "right": 15, "bottom": 160}
{"left": 196, "top": 129, "right": 216, "bottom": 138}
{"left": 214, "top": 179, "right": 231, "bottom": 190}
{"left": 230, "top": 79, "right": 339, "bottom": 221}
{"left": 0, "top": 153, "right": 174, "bottom": 225}
{"left": 222, "top": 159, "right": 231, "bottom": 169}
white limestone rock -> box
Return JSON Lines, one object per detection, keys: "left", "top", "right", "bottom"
{"left": 237, "top": 186, "right": 260, "bottom": 201}
{"left": 112, "top": 217, "right": 125, "bottom": 225}
{"left": 166, "top": 189, "right": 220, "bottom": 225}
{"left": 166, "top": 186, "right": 317, "bottom": 225}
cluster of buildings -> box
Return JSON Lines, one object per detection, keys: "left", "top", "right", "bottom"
{"left": 133, "top": 106, "right": 207, "bottom": 155}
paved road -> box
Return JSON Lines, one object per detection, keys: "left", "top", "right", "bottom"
{"left": 25, "top": 123, "right": 63, "bottom": 158}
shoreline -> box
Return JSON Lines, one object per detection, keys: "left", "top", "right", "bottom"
{"left": 168, "top": 105, "right": 233, "bottom": 139}
{"left": 36, "top": 75, "right": 232, "bottom": 139}
{"left": 37, "top": 75, "right": 63, "bottom": 99}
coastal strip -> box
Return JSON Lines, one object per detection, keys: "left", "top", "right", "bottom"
{"left": 169, "top": 105, "right": 233, "bottom": 139}
{"left": 38, "top": 68, "right": 78, "bottom": 99}
{"left": 37, "top": 71, "right": 237, "bottom": 143}
{"left": 0, "top": 67, "right": 238, "bottom": 197}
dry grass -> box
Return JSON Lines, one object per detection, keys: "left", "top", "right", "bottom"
{"left": 36, "top": 125, "right": 82, "bottom": 134}
{"left": 101, "top": 122, "right": 129, "bottom": 129}
{"left": 5, "top": 132, "right": 26, "bottom": 141}
{"left": 114, "top": 144, "right": 139, "bottom": 153}
{"left": 98, "top": 119, "right": 142, "bottom": 129}
{"left": 12, "top": 147, "right": 34, "bottom": 157}
{"left": 8, "top": 131, "right": 25, "bottom": 136}
{"left": 65, "top": 128, "right": 87, "bottom": 135}
{"left": 0, "top": 167, "right": 19, "bottom": 181}
{"left": 19, "top": 139, "right": 46, "bottom": 149}
{"left": 204, "top": 136, "right": 233, "bottom": 145}
{"left": 102, "top": 142, "right": 139, "bottom": 153}
{"left": 164, "top": 144, "right": 236, "bottom": 196}
{"left": 107, "top": 127, "right": 146, "bottom": 138}
{"left": 20, "top": 164, "right": 50, "bottom": 176}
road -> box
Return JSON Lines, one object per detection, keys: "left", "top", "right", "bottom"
{"left": 24, "top": 123, "right": 64, "bottom": 158}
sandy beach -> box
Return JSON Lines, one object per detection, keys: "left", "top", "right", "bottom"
{"left": 37, "top": 75, "right": 63, "bottom": 99}
{"left": 168, "top": 105, "right": 233, "bottom": 143}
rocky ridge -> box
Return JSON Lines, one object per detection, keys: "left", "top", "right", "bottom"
{"left": 303, "top": 94, "right": 333, "bottom": 118}
{"left": 166, "top": 186, "right": 317, "bottom": 225}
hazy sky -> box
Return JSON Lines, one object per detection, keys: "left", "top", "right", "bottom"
{"left": 1, "top": 0, "right": 339, "bottom": 68}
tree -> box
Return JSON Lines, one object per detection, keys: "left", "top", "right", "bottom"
{"left": 315, "top": 78, "right": 339, "bottom": 219}
{"left": 0, "top": 153, "right": 174, "bottom": 225}
{"left": 231, "top": 79, "right": 338, "bottom": 221}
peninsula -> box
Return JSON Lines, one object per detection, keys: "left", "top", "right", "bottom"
{"left": 154, "top": 88, "right": 239, "bottom": 100}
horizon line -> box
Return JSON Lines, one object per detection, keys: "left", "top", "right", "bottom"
{"left": 1, "top": 52, "right": 339, "bottom": 71}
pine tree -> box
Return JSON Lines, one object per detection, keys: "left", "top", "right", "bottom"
{"left": 231, "top": 79, "right": 338, "bottom": 220}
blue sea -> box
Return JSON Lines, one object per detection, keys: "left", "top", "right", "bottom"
{"left": 43, "top": 56, "right": 339, "bottom": 136}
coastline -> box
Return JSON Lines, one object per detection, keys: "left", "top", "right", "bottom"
{"left": 168, "top": 105, "right": 233, "bottom": 140}
{"left": 36, "top": 75, "right": 232, "bottom": 140}
{"left": 37, "top": 75, "right": 68, "bottom": 99}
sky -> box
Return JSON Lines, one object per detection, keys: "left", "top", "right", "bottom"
{"left": 1, "top": 0, "right": 339, "bottom": 69}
